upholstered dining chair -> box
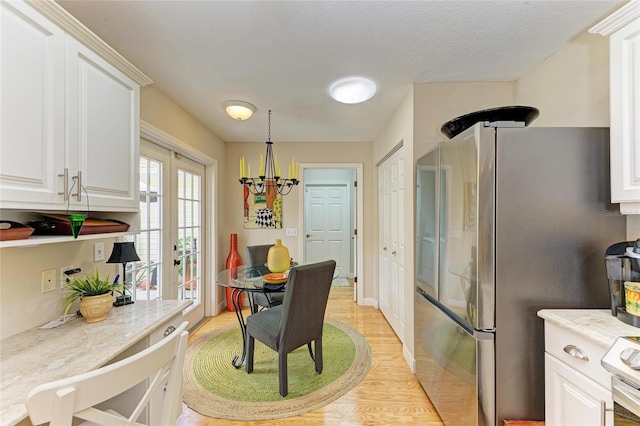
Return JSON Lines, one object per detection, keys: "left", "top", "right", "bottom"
{"left": 26, "top": 321, "right": 189, "bottom": 426}
{"left": 245, "top": 260, "right": 337, "bottom": 396}
{"left": 245, "top": 244, "right": 285, "bottom": 310}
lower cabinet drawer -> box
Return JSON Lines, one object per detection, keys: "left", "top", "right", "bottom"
{"left": 149, "top": 314, "right": 184, "bottom": 345}
{"left": 544, "top": 321, "right": 611, "bottom": 389}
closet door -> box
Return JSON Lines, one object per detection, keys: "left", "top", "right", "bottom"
{"left": 378, "top": 147, "right": 405, "bottom": 341}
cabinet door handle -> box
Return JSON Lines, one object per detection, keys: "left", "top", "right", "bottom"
{"left": 563, "top": 344, "right": 589, "bottom": 361}
{"left": 73, "top": 170, "right": 82, "bottom": 202}
{"left": 164, "top": 325, "right": 176, "bottom": 337}
{"left": 600, "top": 400, "right": 606, "bottom": 426}
{"left": 392, "top": 251, "right": 397, "bottom": 255}
{"left": 58, "top": 168, "right": 69, "bottom": 201}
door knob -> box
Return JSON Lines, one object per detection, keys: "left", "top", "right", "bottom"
{"left": 306, "top": 234, "right": 311, "bottom": 238}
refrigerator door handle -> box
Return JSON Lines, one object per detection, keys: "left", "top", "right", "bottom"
{"left": 473, "top": 328, "right": 496, "bottom": 339}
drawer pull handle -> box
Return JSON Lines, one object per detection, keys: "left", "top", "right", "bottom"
{"left": 164, "top": 325, "right": 176, "bottom": 337}
{"left": 563, "top": 344, "right": 589, "bottom": 361}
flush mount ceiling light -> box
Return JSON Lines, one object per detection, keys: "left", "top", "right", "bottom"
{"left": 329, "top": 77, "right": 377, "bottom": 104}
{"left": 223, "top": 100, "right": 256, "bottom": 120}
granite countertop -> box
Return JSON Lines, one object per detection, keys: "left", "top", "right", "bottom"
{"left": 0, "top": 300, "right": 191, "bottom": 426}
{"left": 537, "top": 308, "right": 640, "bottom": 348}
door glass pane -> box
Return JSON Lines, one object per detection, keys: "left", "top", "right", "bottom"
{"left": 177, "top": 168, "right": 201, "bottom": 308}
{"left": 133, "top": 155, "right": 163, "bottom": 302}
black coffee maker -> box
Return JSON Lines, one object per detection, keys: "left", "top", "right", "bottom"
{"left": 606, "top": 238, "right": 640, "bottom": 327}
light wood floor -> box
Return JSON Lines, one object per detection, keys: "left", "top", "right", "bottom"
{"left": 177, "top": 285, "right": 444, "bottom": 425}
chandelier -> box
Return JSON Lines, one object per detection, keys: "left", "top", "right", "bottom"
{"left": 239, "top": 110, "right": 299, "bottom": 196}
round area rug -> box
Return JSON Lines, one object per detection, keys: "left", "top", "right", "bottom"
{"left": 183, "top": 319, "right": 372, "bottom": 420}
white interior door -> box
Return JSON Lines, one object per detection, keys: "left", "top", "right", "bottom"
{"left": 304, "top": 183, "right": 350, "bottom": 277}
{"left": 378, "top": 147, "right": 404, "bottom": 342}
{"left": 136, "top": 141, "right": 205, "bottom": 326}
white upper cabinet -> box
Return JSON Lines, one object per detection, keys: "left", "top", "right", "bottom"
{"left": 65, "top": 37, "right": 140, "bottom": 210}
{"left": 0, "top": 1, "right": 65, "bottom": 206}
{"left": 591, "top": 1, "right": 640, "bottom": 214}
{"left": 0, "top": 0, "right": 151, "bottom": 212}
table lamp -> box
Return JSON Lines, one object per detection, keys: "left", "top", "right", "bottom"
{"left": 107, "top": 241, "right": 140, "bottom": 307}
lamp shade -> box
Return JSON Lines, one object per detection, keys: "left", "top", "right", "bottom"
{"left": 223, "top": 100, "right": 256, "bottom": 120}
{"left": 107, "top": 242, "right": 140, "bottom": 264}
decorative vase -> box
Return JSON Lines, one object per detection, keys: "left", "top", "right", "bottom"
{"left": 225, "top": 233, "right": 243, "bottom": 312}
{"left": 68, "top": 214, "right": 86, "bottom": 239}
{"left": 267, "top": 239, "right": 290, "bottom": 273}
{"left": 79, "top": 293, "right": 114, "bottom": 323}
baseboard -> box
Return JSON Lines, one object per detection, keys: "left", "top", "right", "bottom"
{"left": 361, "top": 297, "right": 378, "bottom": 308}
{"left": 403, "top": 345, "right": 416, "bottom": 373}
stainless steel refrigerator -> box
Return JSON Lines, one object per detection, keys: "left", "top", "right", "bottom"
{"left": 414, "top": 118, "right": 627, "bottom": 425}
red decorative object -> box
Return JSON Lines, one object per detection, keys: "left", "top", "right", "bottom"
{"left": 225, "top": 233, "right": 243, "bottom": 311}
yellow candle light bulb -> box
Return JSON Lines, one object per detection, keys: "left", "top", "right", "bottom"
{"left": 274, "top": 155, "right": 279, "bottom": 176}
{"left": 259, "top": 153, "right": 264, "bottom": 176}
{"left": 239, "top": 158, "right": 242, "bottom": 178}
{"left": 247, "top": 163, "right": 251, "bottom": 179}
{"left": 295, "top": 162, "right": 299, "bottom": 179}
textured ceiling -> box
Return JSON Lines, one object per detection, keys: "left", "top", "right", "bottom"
{"left": 57, "top": 0, "right": 624, "bottom": 143}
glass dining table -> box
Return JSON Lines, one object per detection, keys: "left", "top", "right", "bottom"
{"left": 215, "top": 263, "right": 289, "bottom": 368}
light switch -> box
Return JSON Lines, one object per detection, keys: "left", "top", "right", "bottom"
{"left": 286, "top": 228, "right": 297, "bottom": 237}
{"left": 94, "top": 243, "right": 104, "bottom": 262}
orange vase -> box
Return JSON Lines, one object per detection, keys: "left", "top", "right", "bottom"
{"left": 225, "top": 233, "right": 243, "bottom": 312}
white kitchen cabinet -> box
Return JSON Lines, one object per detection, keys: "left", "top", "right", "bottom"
{"left": 545, "top": 354, "right": 612, "bottom": 426}
{"left": 65, "top": 37, "right": 140, "bottom": 211}
{"left": 590, "top": 1, "right": 640, "bottom": 214}
{"left": 0, "top": 0, "right": 149, "bottom": 212}
{"left": 543, "top": 320, "right": 614, "bottom": 426}
{"left": 0, "top": 1, "right": 65, "bottom": 206}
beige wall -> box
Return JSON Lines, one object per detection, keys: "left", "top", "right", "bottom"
{"left": 515, "top": 32, "right": 610, "bottom": 127}
{"left": 0, "top": 237, "right": 120, "bottom": 338}
{"left": 414, "top": 82, "right": 515, "bottom": 158}
{"left": 224, "top": 141, "right": 376, "bottom": 301}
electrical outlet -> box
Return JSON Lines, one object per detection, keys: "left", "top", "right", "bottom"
{"left": 60, "top": 265, "right": 78, "bottom": 286}
{"left": 41, "top": 269, "right": 57, "bottom": 293}
{"left": 94, "top": 242, "right": 104, "bottom": 262}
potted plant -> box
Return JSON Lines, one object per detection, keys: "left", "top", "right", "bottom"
{"left": 62, "top": 270, "right": 120, "bottom": 323}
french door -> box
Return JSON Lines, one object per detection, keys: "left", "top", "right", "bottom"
{"left": 133, "top": 140, "right": 205, "bottom": 326}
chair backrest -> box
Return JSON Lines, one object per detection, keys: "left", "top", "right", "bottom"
{"left": 26, "top": 321, "right": 189, "bottom": 426}
{"left": 245, "top": 244, "right": 272, "bottom": 265}
{"left": 245, "top": 244, "right": 272, "bottom": 275}
{"left": 278, "top": 260, "right": 336, "bottom": 353}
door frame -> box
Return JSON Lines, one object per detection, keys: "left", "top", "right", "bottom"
{"left": 299, "top": 163, "right": 364, "bottom": 304}
{"left": 140, "top": 121, "right": 219, "bottom": 320}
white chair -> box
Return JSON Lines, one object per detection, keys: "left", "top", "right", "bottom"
{"left": 26, "top": 321, "right": 189, "bottom": 426}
